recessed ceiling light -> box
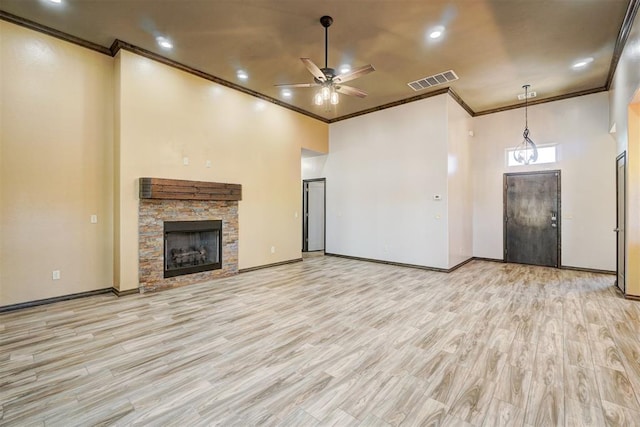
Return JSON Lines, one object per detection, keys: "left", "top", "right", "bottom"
{"left": 155, "top": 36, "right": 173, "bottom": 50}
{"left": 237, "top": 70, "right": 248, "bottom": 80}
{"left": 48, "top": 0, "right": 62, "bottom": 3}
{"left": 572, "top": 57, "right": 594, "bottom": 69}
{"left": 281, "top": 89, "right": 292, "bottom": 98}
{"left": 339, "top": 64, "right": 351, "bottom": 74}
{"left": 429, "top": 26, "right": 445, "bottom": 39}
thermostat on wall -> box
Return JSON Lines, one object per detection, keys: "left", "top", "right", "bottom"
{"left": 433, "top": 194, "right": 442, "bottom": 201}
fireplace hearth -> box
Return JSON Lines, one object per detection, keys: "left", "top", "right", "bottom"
{"left": 164, "top": 220, "right": 222, "bottom": 278}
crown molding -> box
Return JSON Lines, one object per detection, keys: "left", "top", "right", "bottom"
{"left": 606, "top": 0, "right": 640, "bottom": 89}
{"left": 2, "top": 6, "right": 635, "bottom": 123}
{"left": 474, "top": 87, "right": 608, "bottom": 117}
{"left": 0, "top": 10, "right": 110, "bottom": 55}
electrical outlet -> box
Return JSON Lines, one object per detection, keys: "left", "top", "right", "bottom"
{"left": 52, "top": 270, "right": 61, "bottom": 280}
{"left": 205, "top": 160, "right": 212, "bottom": 168}
{"left": 90, "top": 215, "right": 98, "bottom": 223}
{"left": 271, "top": 246, "right": 276, "bottom": 254}
{"left": 183, "top": 157, "right": 189, "bottom": 165}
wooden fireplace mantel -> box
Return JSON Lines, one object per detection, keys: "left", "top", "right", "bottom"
{"left": 139, "top": 178, "right": 242, "bottom": 201}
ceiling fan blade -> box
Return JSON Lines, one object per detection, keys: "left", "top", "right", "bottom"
{"left": 334, "top": 64, "right": 375, "bottom": 84}
{"left": 301, "top": 58, "right": 327, "bottom": 82}
{"left": 336, "top": 85, "right": 368, "bottom": 98}
{"left": 274, "top": 83, "right": 320, "bottom": 88}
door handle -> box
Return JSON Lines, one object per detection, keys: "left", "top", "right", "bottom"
{"left": 613, "top": 228, "right": 620, "bottom": 232}
{"left": 551, "top": 223, "right": 557, "bottom": 228}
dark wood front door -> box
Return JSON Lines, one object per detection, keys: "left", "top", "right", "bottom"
{"left": 504, "top": 170, "right": 561, "bottom": 267}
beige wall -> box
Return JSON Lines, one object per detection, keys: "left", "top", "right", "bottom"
{"left": 301, "top": 133, "right": 329, "bottom": 154}
{"left": 0, "top": 21, "right": 114, "bottom": 305}
{"left": 1, "top": 22, "right": 326, "bottom": 303}
{"left": 113, "top": 50, "right": 327, "bottom": 290}
{"left": 627, "top": 102, "right": 640, "bottom": 296}
{"left": 609, "top": 9, "right": 640, "bottom": 296}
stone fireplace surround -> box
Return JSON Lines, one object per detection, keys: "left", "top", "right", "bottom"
{"left": 138, "top": 178, "right": 241, "bottom": 293}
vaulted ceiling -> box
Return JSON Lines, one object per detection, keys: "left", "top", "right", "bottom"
{"left": 1, "top": 0, "right": 636, "bottom": 122}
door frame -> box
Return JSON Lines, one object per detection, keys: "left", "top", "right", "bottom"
{"left": 503, "top": 169, "right": 562, "bottom": 267}
{"left": 302, "top": 178, "right": 326, "bottom": 252}
{"left": 616, "top": 152, "right": 626, "bottom": 293}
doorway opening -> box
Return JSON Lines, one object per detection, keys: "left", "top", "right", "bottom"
{"left": 503, "top": 170, "right": 561, "bottom": 267}
{"left": 302, "top": 178, "right": 326, "bottom": 252}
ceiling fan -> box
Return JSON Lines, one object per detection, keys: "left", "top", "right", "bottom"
{"left": 276, "top": 15, "right": 375, "bottom": 106}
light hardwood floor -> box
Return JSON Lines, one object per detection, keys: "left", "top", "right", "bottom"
{"left": 1, "top": 257, "right": 639, "bottom": 426}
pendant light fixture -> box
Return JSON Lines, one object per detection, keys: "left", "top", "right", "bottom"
{"left": 513, "top": 84, "right": 538, "bottom": 165}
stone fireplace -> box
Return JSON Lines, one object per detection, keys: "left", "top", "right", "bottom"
{"left": 138, "top": 178, "right": 241, "bottom": 293}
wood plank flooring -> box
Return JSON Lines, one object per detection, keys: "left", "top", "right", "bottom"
{"left": 1, "top": 257, "right": 639, "bottom": 426}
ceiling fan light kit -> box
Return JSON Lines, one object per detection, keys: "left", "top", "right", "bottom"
{"left": 276, "top": 15, "right": 375, "bottom": 109}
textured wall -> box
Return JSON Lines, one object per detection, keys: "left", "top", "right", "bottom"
{"left": 0, "top": 21, "right": 114, "bottom": 306}
{"left": 114, "top": 50, "right": 327, "bottom": 291}
{"left": 326, "top": 95, "right": 450, "bottom": 269}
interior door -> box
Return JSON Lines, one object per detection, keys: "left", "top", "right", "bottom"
{"left": 504, "top": 171, "right": 560, "bottom": 267}
{"left": 302, "top": 179, "right": 325, "bottom": 252}
{"left": 616, "top": 153, "right": 626, "bottom": 293}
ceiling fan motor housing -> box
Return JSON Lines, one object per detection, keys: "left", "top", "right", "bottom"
{"left": 318, "top": 68, "right": 336, "bottom": 82}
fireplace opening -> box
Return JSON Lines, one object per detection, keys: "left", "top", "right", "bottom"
{"left": 164, "top": 220, "right": 222, "bottom": 278}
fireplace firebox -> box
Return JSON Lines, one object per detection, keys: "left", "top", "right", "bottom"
{"left": 164, "top": 220, "right": 222, "bottom": 278}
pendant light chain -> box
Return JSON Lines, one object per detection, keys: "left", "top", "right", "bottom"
{"left": 524, "top": 84, "right": 529, "bottom": 130}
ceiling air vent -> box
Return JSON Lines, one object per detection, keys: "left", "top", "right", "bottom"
{"left": 407, "top": 70, "right": 458, "bottom": 91}
{"left": 518, "top": 91, "right": 537, "bottom": 100}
